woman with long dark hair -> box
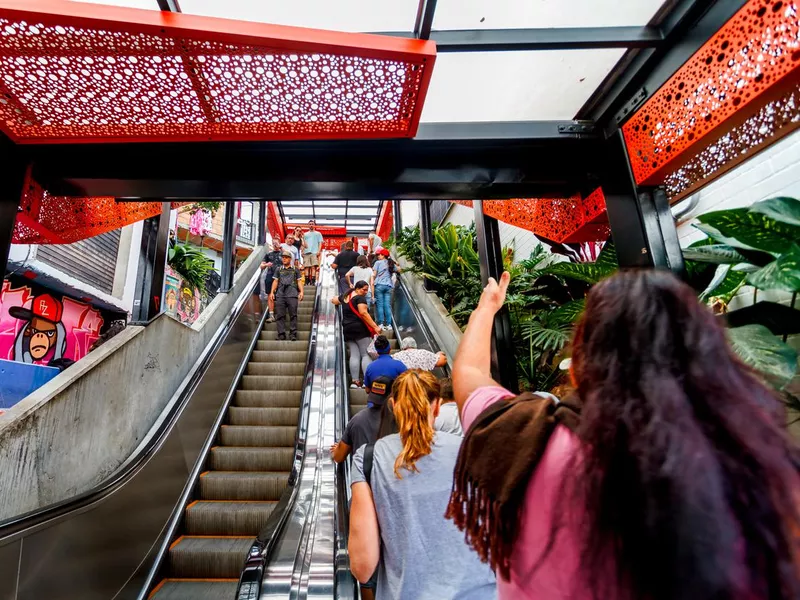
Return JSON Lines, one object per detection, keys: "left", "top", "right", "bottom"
{"left": 449, "top": 269, "right": 800, "bottom": 600}
{"left": 349, "top": 370, "right": 496, "bottom": 600}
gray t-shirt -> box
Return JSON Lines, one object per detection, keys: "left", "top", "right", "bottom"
{"left": 342, "top": 406, "right": 381, "bottom": 453}
{"left": 434, "top": 402, "right": 463, "bottom": 436}
{"left": 352, "top": 433, "right": 497, "bottom": 600}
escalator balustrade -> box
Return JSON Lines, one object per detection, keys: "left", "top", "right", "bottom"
{"left": 150, "top": 286, "right": 317, "bottom": 600}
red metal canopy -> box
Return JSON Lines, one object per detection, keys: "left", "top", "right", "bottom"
{"left": 0, "top": 0, "right": 436, "bottom": 144}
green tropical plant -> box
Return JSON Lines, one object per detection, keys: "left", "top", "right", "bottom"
{"left": 168, "top": 243, "right": 215, "bottom": 293}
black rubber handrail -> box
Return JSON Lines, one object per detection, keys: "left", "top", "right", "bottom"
{"left": 0, "top": 273, "right": 261, "bottom": 543}
{"left": 236, "top": 285, "right": 323, "bottom": 600}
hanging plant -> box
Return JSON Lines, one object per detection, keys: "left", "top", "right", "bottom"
{"left": 185, "top": 201, "right": 222, "bottom": 216}
{"left": 168, "top": 243, "right": 215, "bottom": 294}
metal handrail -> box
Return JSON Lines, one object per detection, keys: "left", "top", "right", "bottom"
{"left": 0, "top": 271, "right": 261, "bottom": 543}
{"left": 235, "top": 284, "right": 323, "bottom": 599}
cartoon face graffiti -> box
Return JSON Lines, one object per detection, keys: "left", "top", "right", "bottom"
{"left": 9, "top": 294, "right": 67, "bottom": 364}
{"left": 165, "top": 289, "right": 177, "bottom": 312}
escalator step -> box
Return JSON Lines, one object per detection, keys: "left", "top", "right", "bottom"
{"left": 210, "top": 447, "right": 294, "bottom": 471}
{"left": 263, "top": 316, "right": 313, "bottom": 328}
{"left": 185, "top": 500, "right": 278, "bottom": 535}
{"left": 239, "top": 375, "right": 305, "bottom": 390}
{"left": 256, "top": 341, "right": 309, "bottom": 352}
{"left": 149, "top": 579, "right": 238, "bottom": 600}
{"left": 228, "top": 407, "right": 300, "bottom": 427}
{"left": 349, "top": 388, "right": 368, "bottom": 404}
{"left": 199, "top": 471, "right": 289, "bottom": 501}
{"left": 219, "top": 425, "right": 296, "bottom": 447}
{"left": 246, "top": 362, "right": 305, "bottom": 376}
{"left": 168, "top": 536, "right": 252, "bottom": 578}
{"left": 249, "top": 350, "right": 308, "bottom": 364}
{"left": 234, "top": 390, "right": 302, "bottom": 407}
{"left": 260, "top": 330, "right": 311, "bottom": 341}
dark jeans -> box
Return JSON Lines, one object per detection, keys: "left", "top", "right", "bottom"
{"left": 275, "top": 295, "right": 298, "bottom": 338}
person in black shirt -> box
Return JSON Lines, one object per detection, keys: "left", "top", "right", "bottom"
{"left": 333, "top": 280, "right": 380, "bottom": 387}
{"left": 270, "top": 251, "right": 304, "bottom": 341}
{"left": 331, "top": 240, "right": 360, "bottom": 295}
{"left": 330, "top": 374, "right": 396, "bottom": 463}
{"left": 260, "top": 239, "right": 283, "bottom": 322}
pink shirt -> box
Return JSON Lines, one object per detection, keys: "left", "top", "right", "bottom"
{"left": 462, "top": 386, "right": 589, "bottom": 600}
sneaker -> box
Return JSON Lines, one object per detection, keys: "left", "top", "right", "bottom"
{"left": 349, "top": 380, "right": 361, "bottom": 389}
{"left": 266, "top": 315, "right": 275, "bottom": 323}
{"left": 278, "top": 334, "right": 286, "bottom": 341}
{"left": 289, "top": 335, "right": 297, "bottom": 342}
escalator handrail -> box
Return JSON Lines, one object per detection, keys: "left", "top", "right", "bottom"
{"left": 235, "top": 283, "right": 324, "bottom": 600}
{"left": 137, "top": 273, "right": 275, "bottom": 599}
{"left": 334, "top": 303, "right": 359, "bottom": 600}
{"left": 0, "top": 270, "right": 261, "bottom": 542}
{"left": 394, "top": 272, "right": 451, "bottom": 377}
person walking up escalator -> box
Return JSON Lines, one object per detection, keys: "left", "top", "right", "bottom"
{"left": 270, "top": 251, "right": 304, "bottom": 341}
{"left": 372, "top": 248, "right": 398, "bottom": 331}
{"left": 260, "top": 239, "right": 283, "bottom": 323}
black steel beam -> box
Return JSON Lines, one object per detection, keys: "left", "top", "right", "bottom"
{"left": 27, "top": 129, "right": 603, "bottom": 201}
{"left": 156, "top": 0, "right": 181, "bottom": 11}
{"left": 393, "top": 199, "right": 403, "bottom": 236}
{"left": 257, "top": 199, "right": 266, "bottom": 245}
{"left": 0, "top": 202, "right": 17, "bottom": 279}
{"left": 414, "top": 0, "right": 437, "bottom": 40}
{"left": 419, "top": 200, "right": 434, "bottom": 291}
{"left": 131, "top": 202, "right": 171, "bottom": 323}
{"left": 0, "top": 135, "right": 26, "bottom": 278}
{"left": 473, "top": 202, "right": 518, "bottom": 393}
{"left": 382, "top": 26, "right": 663, "bottom": 52}
{"left": 220, "top": 203, "right": 236, "bottom": 293}
{"left": 578, "top": 0, "right": 748, "bottom": 131}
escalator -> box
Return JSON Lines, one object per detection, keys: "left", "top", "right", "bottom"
{"left": 149, "top": 287, "right": 316, "bottom": 599}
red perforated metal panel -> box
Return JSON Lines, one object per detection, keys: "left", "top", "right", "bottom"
{"left": 266, "top": 201, "right": 285, "bottom": 243}
{"left": 623, "top": 0, "right": 800, "bottom": 186}
{"left": 0, "top": 1, "right": 436, "bottom": 143}
{"left": 455, "top": 190, "right": 609, "bottom": 244}
{"left": 376, "top": 200, "right": 393, "bottom": 241}
{"left": 12, "top": 170, "right": 185, "bottom": 244}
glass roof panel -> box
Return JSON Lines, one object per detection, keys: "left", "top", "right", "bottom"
{"left": 420, "top": 49, "right": 626, "bottom": 122}
{"left": 70, "top": 0, "right": 158, "bottom": 8}
{"left": 432, "top": 0, "right": 670, "bottom": 30}
{"left": 180, "top": 0, "right": 420, "bottom": 32}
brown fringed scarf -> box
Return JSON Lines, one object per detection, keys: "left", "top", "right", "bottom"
{"left": 445, "top": 392, "right": 581, "bottom": 580}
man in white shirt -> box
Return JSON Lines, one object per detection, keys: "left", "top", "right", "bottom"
{"left": 281, "top": 235, "right": 302, "bottom": 269}
{"left": 368, "top": 230, "right": 383, "bottom": 254}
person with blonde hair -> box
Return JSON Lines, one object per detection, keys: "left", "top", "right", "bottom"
{"left": 348, "top": 370, "right": 496, "bottom": 600}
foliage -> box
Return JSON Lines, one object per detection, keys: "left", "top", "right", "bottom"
{"left": 168, "top": 243, "right": 215, "bottom": 293}
{"left": 184, "top": 201, "right": 222, "bottom": 216}
{"left": 389, "top": 224, "right": 424, "bottom": 272}
{"left": 727, "top": 325, "right": 798, "bottom": 390}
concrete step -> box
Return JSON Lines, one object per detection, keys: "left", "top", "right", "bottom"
{"left": 185, "top": 500, "right": 278, "bottom": 535}
{"left": 199, "top": 470, "right": 289, "bottom": 501}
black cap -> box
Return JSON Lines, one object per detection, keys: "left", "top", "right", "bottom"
{"left": 367, "top": 375, "right": 394, "bottom": 406}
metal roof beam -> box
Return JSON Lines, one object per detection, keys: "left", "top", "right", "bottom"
{"left": 156, "top": 0, "right": 181, "bottom": 12}
{"left": 414, "top": 0, "right": 438, "bottom": 40}
{"left": 381, "top": 26, "right": 663, "bottom": 51}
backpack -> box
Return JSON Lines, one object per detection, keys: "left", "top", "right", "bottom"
{"left": 363, "top": 442, "right": 375, "bottom": 486}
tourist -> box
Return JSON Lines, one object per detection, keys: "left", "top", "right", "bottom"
{"left": 363, "top": 335, "right": 407, "bottom": 392}
{"left": 281, "top": 235, "right": 302, "bottom": 269}
{"left": 269, "top": 251, "right": 304, "bottom": 341}
{"left": 372, "top": 248, "right": 395, "bottom": 331}
{"left": 433, "top": 377, "right": 462, "bottom": 436}
{"left": 368, "top": 229, "right": 383, "bottom": 254}
{"left": 332, "top": 240, "right": 360, "bottom": 295}
{"left": 348, "top": 370, "right": 496, "bottom": 599}
{"left": 334, "top": 280, "right": 380, "bottom": 388}
{"left": 260, "top": 239, "right": 282, "bottom": 322}
{"left": 346, "top": 255, "right": 375, "bottom": 306}
{"left": 393, "top": 337, "right": 447, "bottom": 371}
{"left": 448, "top": 269, "right": 800, "bottom": 600}
{"left": 303, "top": 220, "right": 324, "bottom": 286}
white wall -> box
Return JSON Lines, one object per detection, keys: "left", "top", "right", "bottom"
{"left": 444, "top": 202, "right": 544, "bottom": 261}
{"left": 399, "top": 200, "right": 421, "bottom": 228}
{"left": 675, "top": 128, "right": 800, "bottom": 309}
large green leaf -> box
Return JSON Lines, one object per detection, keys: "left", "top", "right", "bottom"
{"left": 595, "top": 240, "right": 618, "bottom": 269}
{"left": 548, "top": 298, "right": 586, "bottom": 325}
{"left": 682, "top": 244, "right": 748, "bottom": 264}
{"left": 700, "top": 264, "right": 731, "bottom": 300}
{"left": 696, "top": 208, "right": 800, "bottom": 254}
{"left": 749, "top": 197, "right": 800, "bottom": 227}
{"left": 542, "top": 260, "right": 617, "bottom": 285}
{"left": 727, "top": 324, "right": 798, "bottom": 389}
{"left": 746, "top": 244, "right": 800, "bottom": 293}
{"left": 705, "top": 269, "right": 746, "bottom": 304}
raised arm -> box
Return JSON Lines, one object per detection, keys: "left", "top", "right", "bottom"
{"left": 452, "top": 272, "right": 510, "bottom": 415}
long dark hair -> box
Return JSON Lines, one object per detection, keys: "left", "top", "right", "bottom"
{"left": 566, "top": 269, "right": 799, "bottom": 600}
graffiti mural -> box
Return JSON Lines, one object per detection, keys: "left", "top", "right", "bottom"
{"left": 0, "top": 276, "right": 125, "bottom": 366}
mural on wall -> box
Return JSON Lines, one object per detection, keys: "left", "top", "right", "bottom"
{"left": 0, "top": 277, "right": 125, "bottom": 366}
{"left": 165, "top": 266, "right": 201, "bottom": 326}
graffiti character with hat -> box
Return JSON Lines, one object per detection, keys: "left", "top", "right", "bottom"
{"left": 10, "top": 294, "right": 67, "bottom": 364}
